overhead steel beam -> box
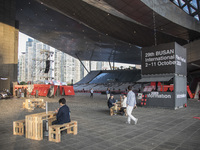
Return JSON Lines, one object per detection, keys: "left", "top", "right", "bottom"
{"left": 75, "top": 53, "right": 89, "bottom": 73}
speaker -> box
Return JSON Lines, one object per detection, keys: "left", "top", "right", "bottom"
{"left": 45, "top": 60, "right": 50, "bottom": 73}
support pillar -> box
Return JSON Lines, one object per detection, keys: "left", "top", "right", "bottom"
{"left": 0, "top": 0, "right": 18, "bottom": 92}
{"left": 75, "top": 54, "right": 89, "bottom": 73}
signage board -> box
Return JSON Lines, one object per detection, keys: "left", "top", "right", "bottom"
{"left": 141, "top": 42, "right": 186, "bottom": 76}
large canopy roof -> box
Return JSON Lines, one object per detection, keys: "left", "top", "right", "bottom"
{"left": 170, "top": 0, "right": 200, "bottom": 21}
{"left": 16, "top": 0, "right": 200, "bottom": 66}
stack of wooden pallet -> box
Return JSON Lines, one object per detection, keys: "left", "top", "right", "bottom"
{"left": 23, "top": 99, "right": 46, "bottom": 111}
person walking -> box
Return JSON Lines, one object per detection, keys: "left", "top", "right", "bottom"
{"left": 90, "top": 88, "right": 94, "bottom": 98}
{"left": 126, "top": 85, "right": 138, "bottom": 125}
{"left": 24, "top": 88, "right": 27, "bottom": 97}
{"left": 106, "top": 88, "right": 111, "bottom": 100}
{"left": 21, "top": 87, "right": 25, "bottom": 97}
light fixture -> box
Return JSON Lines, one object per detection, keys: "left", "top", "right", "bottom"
{"left": 1, "top": 78, "right": 8, "bottom": 80}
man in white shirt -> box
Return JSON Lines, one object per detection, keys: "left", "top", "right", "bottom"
{"left": 126, "top": 86, "right": 138, "bottom": 125}
{"left": 90, "top": 88, "right": 94, "bottom": 98}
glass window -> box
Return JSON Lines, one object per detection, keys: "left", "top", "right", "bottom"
{"left": 173, "top": 0, "right": 179, "bottom": 6}
{"left": 190, "top": 0, "right": 198, "bottom": 9}
{"left": 180, "top": 0, "right": 185, "bottom": 6}
{"left": 183, "top": 5, "right": 189, "bottom": 13}
{"left": 194, "top": 15, "right": 199, "bottom": 21}
{"left": 171, "top": 0, "right": 199, "bottom": 21}
{"left": 190, "top": 7, "right": 196, "bottom": 13}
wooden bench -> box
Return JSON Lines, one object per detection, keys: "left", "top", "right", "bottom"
{"left": 110, "top": 107, "right": 127, "bottom": 116}
{"left": 49, "top": 121, "right": 78, "bottom": 142}
{"left": 13, "top": 119, "right": 25, "bottom": 135}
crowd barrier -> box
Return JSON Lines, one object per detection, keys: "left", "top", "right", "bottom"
{"left": 14, "top": 84, "right": 75, "bottom": 97}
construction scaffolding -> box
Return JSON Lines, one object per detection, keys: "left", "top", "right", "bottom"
{"left": 32, "top": 49, "right": 54, "bottom": 81}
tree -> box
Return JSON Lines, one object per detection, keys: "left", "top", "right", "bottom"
{"left": 19, "top": 81, "right": 27, "bottom": 85}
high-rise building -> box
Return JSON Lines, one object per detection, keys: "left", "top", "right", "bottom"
{"left": 18, "top": 52, "right": 26, "bottom": 82}
{"left": 54, "top": 49, "right": 81, "bottom": 84}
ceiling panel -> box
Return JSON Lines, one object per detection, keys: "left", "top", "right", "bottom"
{"left": 14, "top": 0, "right": 200, "bottom": 73}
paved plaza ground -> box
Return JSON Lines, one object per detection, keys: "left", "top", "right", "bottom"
{"left": 0, "top": 93, "right": 200, "bottom": 150}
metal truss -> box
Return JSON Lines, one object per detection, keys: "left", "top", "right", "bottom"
{"left": 170, "top": 0, "right": 200, "bottom": 21}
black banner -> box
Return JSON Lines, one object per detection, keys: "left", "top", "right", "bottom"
{"left": 45, "top": 60, "right": 50, "bottom": 73}
{"left": 141, "top": 42, "right": 186, "bottom": 76}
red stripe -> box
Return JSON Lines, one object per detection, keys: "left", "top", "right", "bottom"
{"left": 193, "top": 117, "right": 200, "bottom": 120}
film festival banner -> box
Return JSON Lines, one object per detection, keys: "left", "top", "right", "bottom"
{"left": 141, "top": 42, "right": 187, "bottom": 76}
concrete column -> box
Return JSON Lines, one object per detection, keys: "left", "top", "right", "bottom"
{"left": 0, "top": 0, "right": 18, "bottom": 91}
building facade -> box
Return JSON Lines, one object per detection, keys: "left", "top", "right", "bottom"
{"left": 18, "top": 52, "right": 26, "bottom": 82}
{"left": 54, "top": 49, "right": 81, "bottom": 84}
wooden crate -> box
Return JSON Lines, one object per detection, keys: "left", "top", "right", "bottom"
{"left": 49, "top": 121, "right": 78, "bottom": 143}
{"left": 33, "top": 99, "right": 45, "bottom": 109}
{"left": 13, "top": 119, "right": 25, "bottom": 135}
{"left": 23, "top": 99, "right": 45, "bottom": 110}
{"left": 25, "top": 116, "right": 43, "bottom": 140}
{"left": 25, "top": 111, "right": 55, "bottom": 140}
{"left": 23, "top": 99, "right": 35, "bottom": 110}
{"left": 116, "top": 101, "right": 121, "bottom": 111}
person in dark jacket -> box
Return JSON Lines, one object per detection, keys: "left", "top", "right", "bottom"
{"left": 107, "top": 94, "right": 116, "bottom": 108}
{"left": 52, "top": 98, "right": 71, "bottom": 124}
{"left": 107, "top": 94, "right": 117, "bottom": 115}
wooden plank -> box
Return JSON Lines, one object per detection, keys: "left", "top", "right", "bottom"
{"left": 25, "top": 116, "right": 28, "bottom": 138}
{"left": 73, "top": 121, "right": 78, "bottom": 135}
